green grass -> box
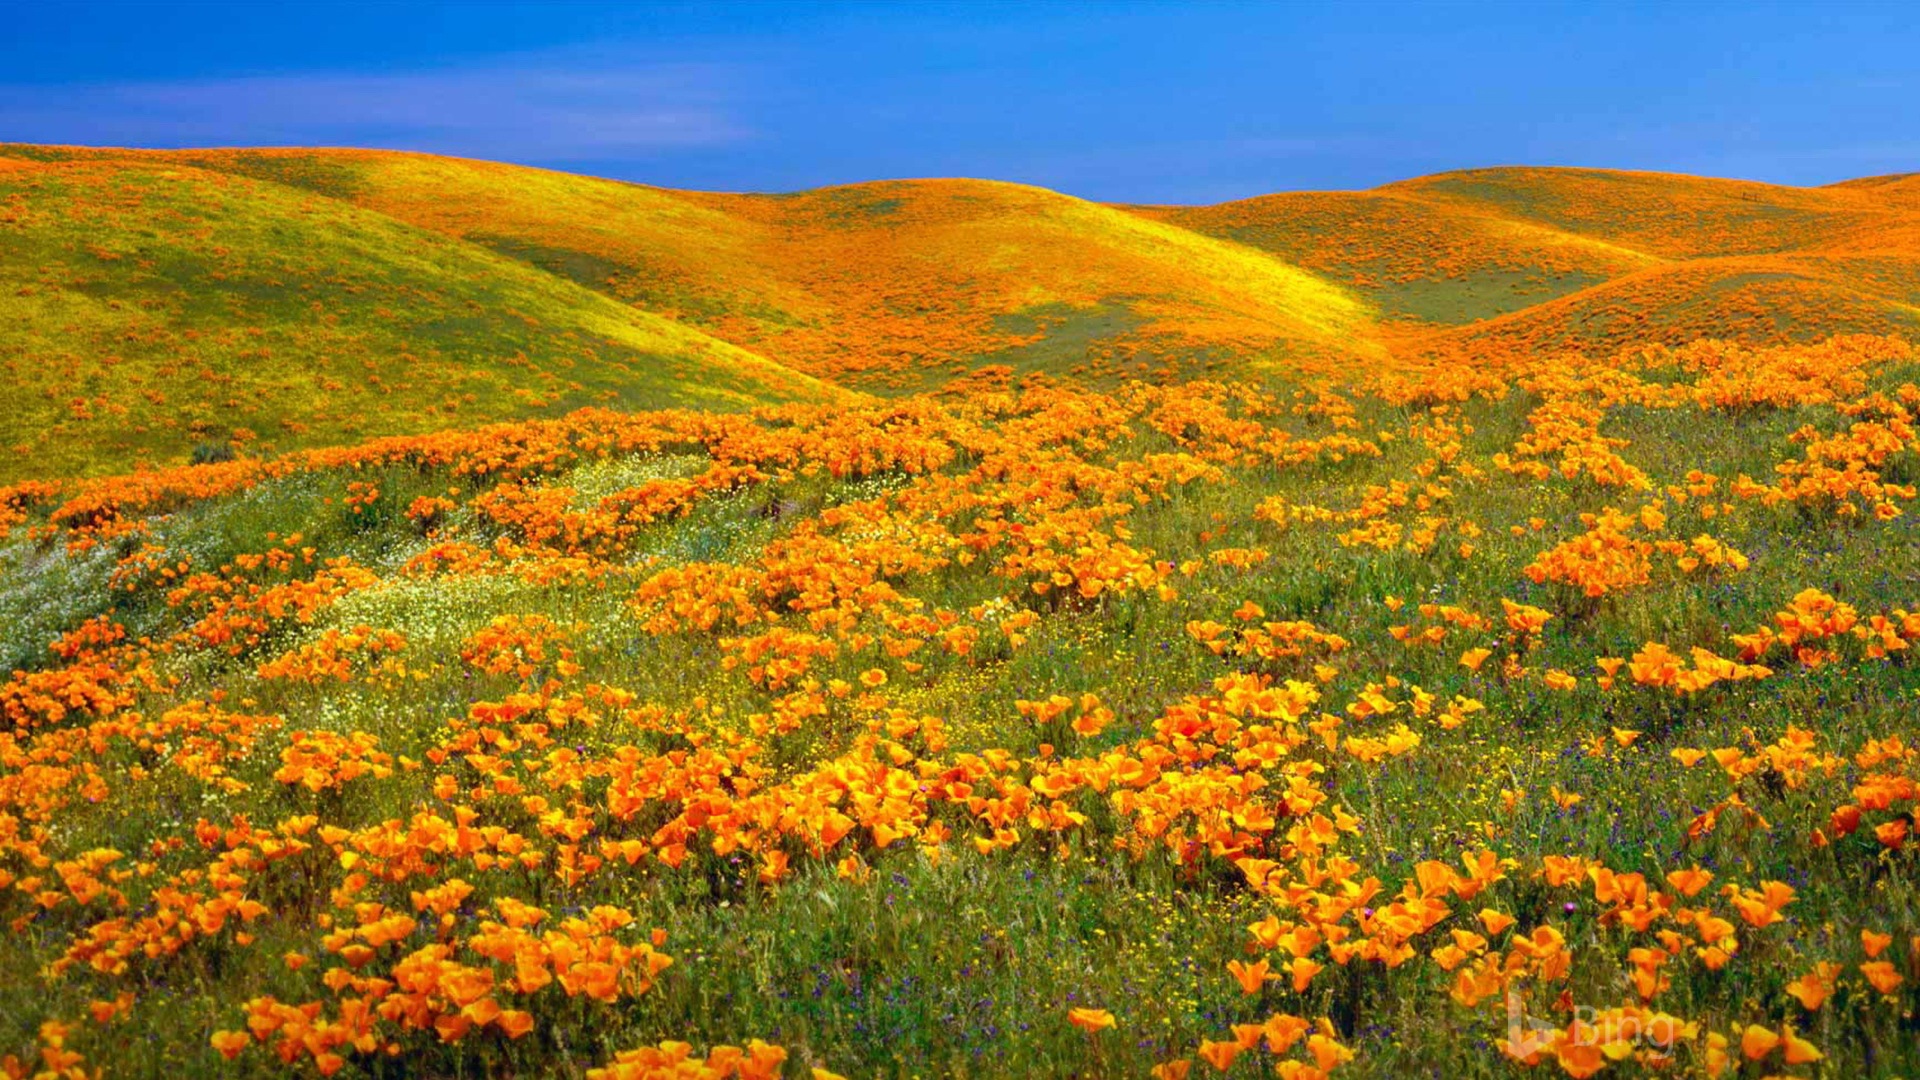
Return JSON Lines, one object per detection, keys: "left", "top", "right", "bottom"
{"left": 1370, "top": 269, "right": 1614, "bottom": 325}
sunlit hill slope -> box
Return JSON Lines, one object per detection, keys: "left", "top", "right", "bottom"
{"left": 0, "top": 151, "right": 849, "bottom": 482}
{"left": 7, "top": 145, "right": 1920, "bottom": 483}
{"left": 164, "top": 148, "right": 1385, "bottom": 384}
{"left": 1142, "top": 165, "right": 1920, "bottom": 357}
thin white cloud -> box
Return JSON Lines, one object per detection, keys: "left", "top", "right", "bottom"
{"left": 0, "top": 54, "right": 750, "bottom": 159}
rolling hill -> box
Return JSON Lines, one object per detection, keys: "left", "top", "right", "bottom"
{"left": 1142, "top": 166, "right": 1920, "bottom": 361}
{"left": 107, "top": 147, "right": 1386, "bottom": 387}
{"left": 1131, "top": 187, "right": 1659, "bottom": 326}
{"left": 0, "top": 151, "right": 847, "bottom": 481}
{"left": 6, "top": 145, "right": 1920, "bottom": 482}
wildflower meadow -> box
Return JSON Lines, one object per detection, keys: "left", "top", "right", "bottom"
{"left": 3, "top": 137, "right": 1920, "bottom": 1080}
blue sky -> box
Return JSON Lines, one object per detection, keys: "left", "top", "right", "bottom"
{"left": 2, "top": 1, "right": 1914, "bottom": 203}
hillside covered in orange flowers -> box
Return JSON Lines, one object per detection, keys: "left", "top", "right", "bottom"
{"left": 6, "top": 145, "right": 1920, "bottom": 482}
{"left": 1141, "top": 166, "right": 1920, "bottom": 357}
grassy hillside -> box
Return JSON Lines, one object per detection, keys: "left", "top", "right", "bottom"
{"left": 0, "top": 151, "right": 845, "bottom": 481}
{"left": 4, "top": 335, "right": 1920, "bottom": 1077}
{"left": 1144, "top": 166, "right": 1920, "bottom": 365}
{"left": 1402, "top": 257, "right": 1920, "bottom": 360}
{"left": 1387, "top": 167, "right": 1867, "bottom": 258}
{"left": 1134, "top": 190, "right": 1658, "bottom": 325}
{"left": 4, "top": 147, "right": 1387, "bottom": 392}
{"left": 12, "top": 147, "right": 1920, "bottom": 413}
{"left": 677, "top": 178, "right": 1384, "bottom": 386}
{"left": 1832, "top": 173, "right": 1920, "bottom": 213}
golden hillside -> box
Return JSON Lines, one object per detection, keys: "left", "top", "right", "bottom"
{"left": 0, "top": 149, "right": 848, "bottom": 480}
{"left": 7, "top": 147, "right": 1920, "bottom": 474}
{"left": 5, "top": 146, "right": 1387, "bottom": 392}
{"left": 1148, "top": 166, "right": 1920, "bottom": 362}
